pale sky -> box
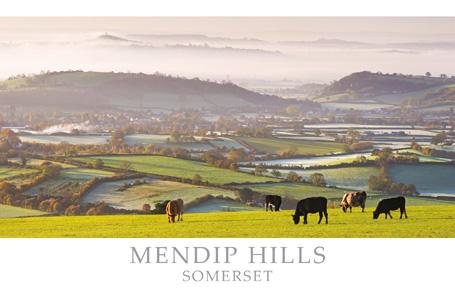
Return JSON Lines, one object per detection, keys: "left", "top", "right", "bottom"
{"left": 0, "top": 17, "right": 454, "bottom": 82}
{"left": 0, "top": 17, "right": 454, "bottom": 42}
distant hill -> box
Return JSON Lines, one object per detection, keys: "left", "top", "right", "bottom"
{"left": 317, "top": 71, "right": 455, "bottom": 104}
{"left": 0, "top": 71, "right": 300, "bottom": 111}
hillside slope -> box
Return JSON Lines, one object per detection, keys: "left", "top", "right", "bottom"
{"left": 318, "top": 71, "right": 455, "bottom": 104}
{"left": 0, "top": 71, "right": 296, "bottom": 111}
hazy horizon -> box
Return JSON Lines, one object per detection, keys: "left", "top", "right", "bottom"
{"left": 1, "top": 17, "right": 454, "bottom": 84}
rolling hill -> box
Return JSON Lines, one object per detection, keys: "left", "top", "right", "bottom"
{"left": 317, "top": 71, "right": 455, "bottom": 105}
{"left": 0, "top": 71, "right": 298, "bottom": 111}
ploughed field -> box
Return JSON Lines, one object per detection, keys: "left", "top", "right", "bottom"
{"left": 74, "top": 155, "right": 276, "bottom": 185}
{"left": 0, "top": 205, "right": 453, "bottom": 237}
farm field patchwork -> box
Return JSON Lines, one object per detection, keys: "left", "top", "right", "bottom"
{"left": 82, "top": 178, "right": 240, "bottom": 211}
{"left": 0, "top": 166, "right": 39, "bottom": 180}
{"left": 0, "top": 205, "right": 453, "bottom": 237}
{"left": 74, "top": 155, "right": 276, "bottom": 185}
{"left": 0, "top": 204, "right": 46, "bottom": 218}
{"left": 235, "top": 137, "right": 344, "bottom": 155}
{"left": 25, "top": 168, "right": 115, "bottom": 196}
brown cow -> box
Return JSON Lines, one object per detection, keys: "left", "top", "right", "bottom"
{"left": 340, "top": 191, "right": 367, "bottom": 213}
{"left": 166, "top": 199, "right": 184, "bottom": 223}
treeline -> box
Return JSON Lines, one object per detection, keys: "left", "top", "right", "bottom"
{"left": 411, "top": 142, "right": 455, "bottom": 159}
{"left": 0, "top": 161, "right": 150, "bottom": 216}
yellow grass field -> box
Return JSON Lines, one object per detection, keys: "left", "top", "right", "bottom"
{"left": 0, "top": 205, "right": 454, "bottom": 238}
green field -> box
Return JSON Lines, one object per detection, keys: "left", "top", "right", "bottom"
{"left": 0, "top": 205, "right": 453, "bottom": 237}
{"left": 0, "top": 204, "right": 46, "bottom": 218}
{"left": 239, "top": 182, "right": 452, "bottom": 208}
{"left": 74, "top": 155, "right": 275, "bottom": 185}
{"left": 83, "top": 178, "right": 239, "bottom": 211}
{"left": 9, "top": 158, "right": 77, "bottom": 168}
{"left": 235, "top": 137, "right": 344, "bottom": 155}
{"left": 238, "top": 182, "right": 348, "bottom": 200}
{"left": 0, "top": 166, "right": 39, "bottom": 179}
{"left": 26, "top": 168, "right": 115, "bottom": 196}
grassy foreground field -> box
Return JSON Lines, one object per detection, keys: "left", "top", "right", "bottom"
{"left": 235, "top": 137, "right": 344, "bottom": 155}
{"left": 0, "top": 205, "right": 454, "bottom": 237}
{"left": 0, "top": 204, "right": 46, "bottom": 218}
{"left": 75, "top": 155, "right": 275, "bottom": 185}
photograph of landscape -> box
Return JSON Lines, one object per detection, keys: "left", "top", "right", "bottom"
{"left": 0, "top": 17, "right": 454, "bottom": 237}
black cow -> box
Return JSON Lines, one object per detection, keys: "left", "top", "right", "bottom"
{"left": 292, "top": 197, "right": 328, "bottom": 224}
{"left": 265, "top": 195, "right": 282, "bottom": 212}
{"left": 373, "top": 197, "right": 407, "bottom": 220}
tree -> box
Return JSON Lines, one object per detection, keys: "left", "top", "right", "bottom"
{"left": 119, "top": 160, "right": 133, "bottom": 173}
{"left": 192, "top": 174, "right": 202, "bottom": 185}
{"left": 254, "top": 165, "right": 268, "bottom": 176}
{"left": 286, "top": 171, "right": 302, "bottom": 182}
{"left": 431, "top": 132, "right": 447, "bottom": 145}
{"left": 271, "top": 169, "right": 282, "bottom": 178}
{"left": 309, "top": 173, "right": 326, "bottom": 186}
{"left": 235, "top": 188, "right": 258, "bottom": 203}
{"left": 19, "top": 154, "right": 28, "bottom": 167}
{"left": 142, "top": 203, "right": 151, "bottom": 213}
{"left": 92, "top": 159, "right": 104, "bottom": 169}
{"left": 286, "top": 105, "right": 299, "bottom": 116}
{"left": 41, "top": 164, "right": 62, "bottom": 177}
{"left": 425, "top": 72, "right": 432, "bottom": 77}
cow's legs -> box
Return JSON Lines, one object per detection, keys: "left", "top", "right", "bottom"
{"left": 324, "top": 210, "right": 328, "bottom": 224}
{"left": 400, "top": 208, "right": 407, "bottom": 219}
{"left": 388, "top": 212, "right": 393, "bottom": 219}
{"left": 303, "top": 213, "right": 308, "bottom": 224}
{"left": 349, "top": 206, "right": 352, "bottom": 213}
{"left": 265, "top": 202, "right": 268, "bottom": 212}
{"left": 361, "top": 204, "right": 365, "bottom": 212}
{"left": 385, "top": 212, "right": 387, "bottom": 219}
{"left": 318, "top": 212, "right": 323, "bottom": 224}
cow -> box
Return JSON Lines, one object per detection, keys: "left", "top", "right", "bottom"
{"left": 340, "top": 191, "right": 367, "bottom": 213}
{"left": 292, "top": 197, "right": 328, "bottom": 224}
{"left": 166, "top": 198, "right": 184, "bottom": 223}
{"left": 373, "top": 197, "right": 407, "bottom": 220}
{"left": 265, "top": 195, "right": 282, "bottom": 212}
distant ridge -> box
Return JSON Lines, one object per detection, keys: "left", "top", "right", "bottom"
{"left": 0, "top": 71, "right": 303, "bottom": 111}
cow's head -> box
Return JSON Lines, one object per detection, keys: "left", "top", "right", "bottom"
{"left": 340, "top": 204, "right": 347, "bottom": 213}
{"left": 372, "top": 211, "right": 379, "bottom": 219}
{"left": 292, "top": 214, "right": 300, "bottom": 224}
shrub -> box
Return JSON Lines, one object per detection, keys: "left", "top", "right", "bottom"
{"left": 309, "top": 173, "right": 326, "bottom": 186}
{"left": 192, "top": 174, "right": 202, "bottom": 185}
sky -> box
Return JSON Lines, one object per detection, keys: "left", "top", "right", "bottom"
{"left": 0, "top": 17, "right": 454, "bottom": 42}
{"left": 0, "top": 17, "right": 454, "bottom": 84}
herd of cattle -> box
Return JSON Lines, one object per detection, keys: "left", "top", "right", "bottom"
{"left": 165, "top": 191, "right": 408, "bottom": 224}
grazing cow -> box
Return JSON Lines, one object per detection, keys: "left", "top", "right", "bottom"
{"left": 166, "top": 199, "right": 184, "bottom": 223}
{"left": 373, "top": 197, "right": 407, "bottom": 220}
{"left": 340, "top": 191, "right": 367, "bottom": 213}
{"left": 292, "top": 197, "right": 328, "bottom": 224}
{"left": 265, "top": 195, "right": 282, "bottom": 212}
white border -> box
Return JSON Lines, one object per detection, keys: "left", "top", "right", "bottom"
{"left": 0, "top": 0, "right": 455, "bottom": 16}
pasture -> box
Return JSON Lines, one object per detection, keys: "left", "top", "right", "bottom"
{"left": 0, "top": 205, "right": 453, "bottom": 237}
{"left": 234, "top": 137, "right": 344, "bottom": 155}
{"left": 25, "top": 168, "right": 115, "bottom": 197}
{"left": 0, "top": 204, "right": 46, "bottom": 218}
{"left": 74, "top": 155, "right": 276, "bottom": 185}
{"left": 82, "top": 178, "right": 240, "bottom": 211}
{"left": 0, "top": 166, "right": 39, "bottom": 180}
{"left": 239, "top": 182, "right": 452, "bottom": 208}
